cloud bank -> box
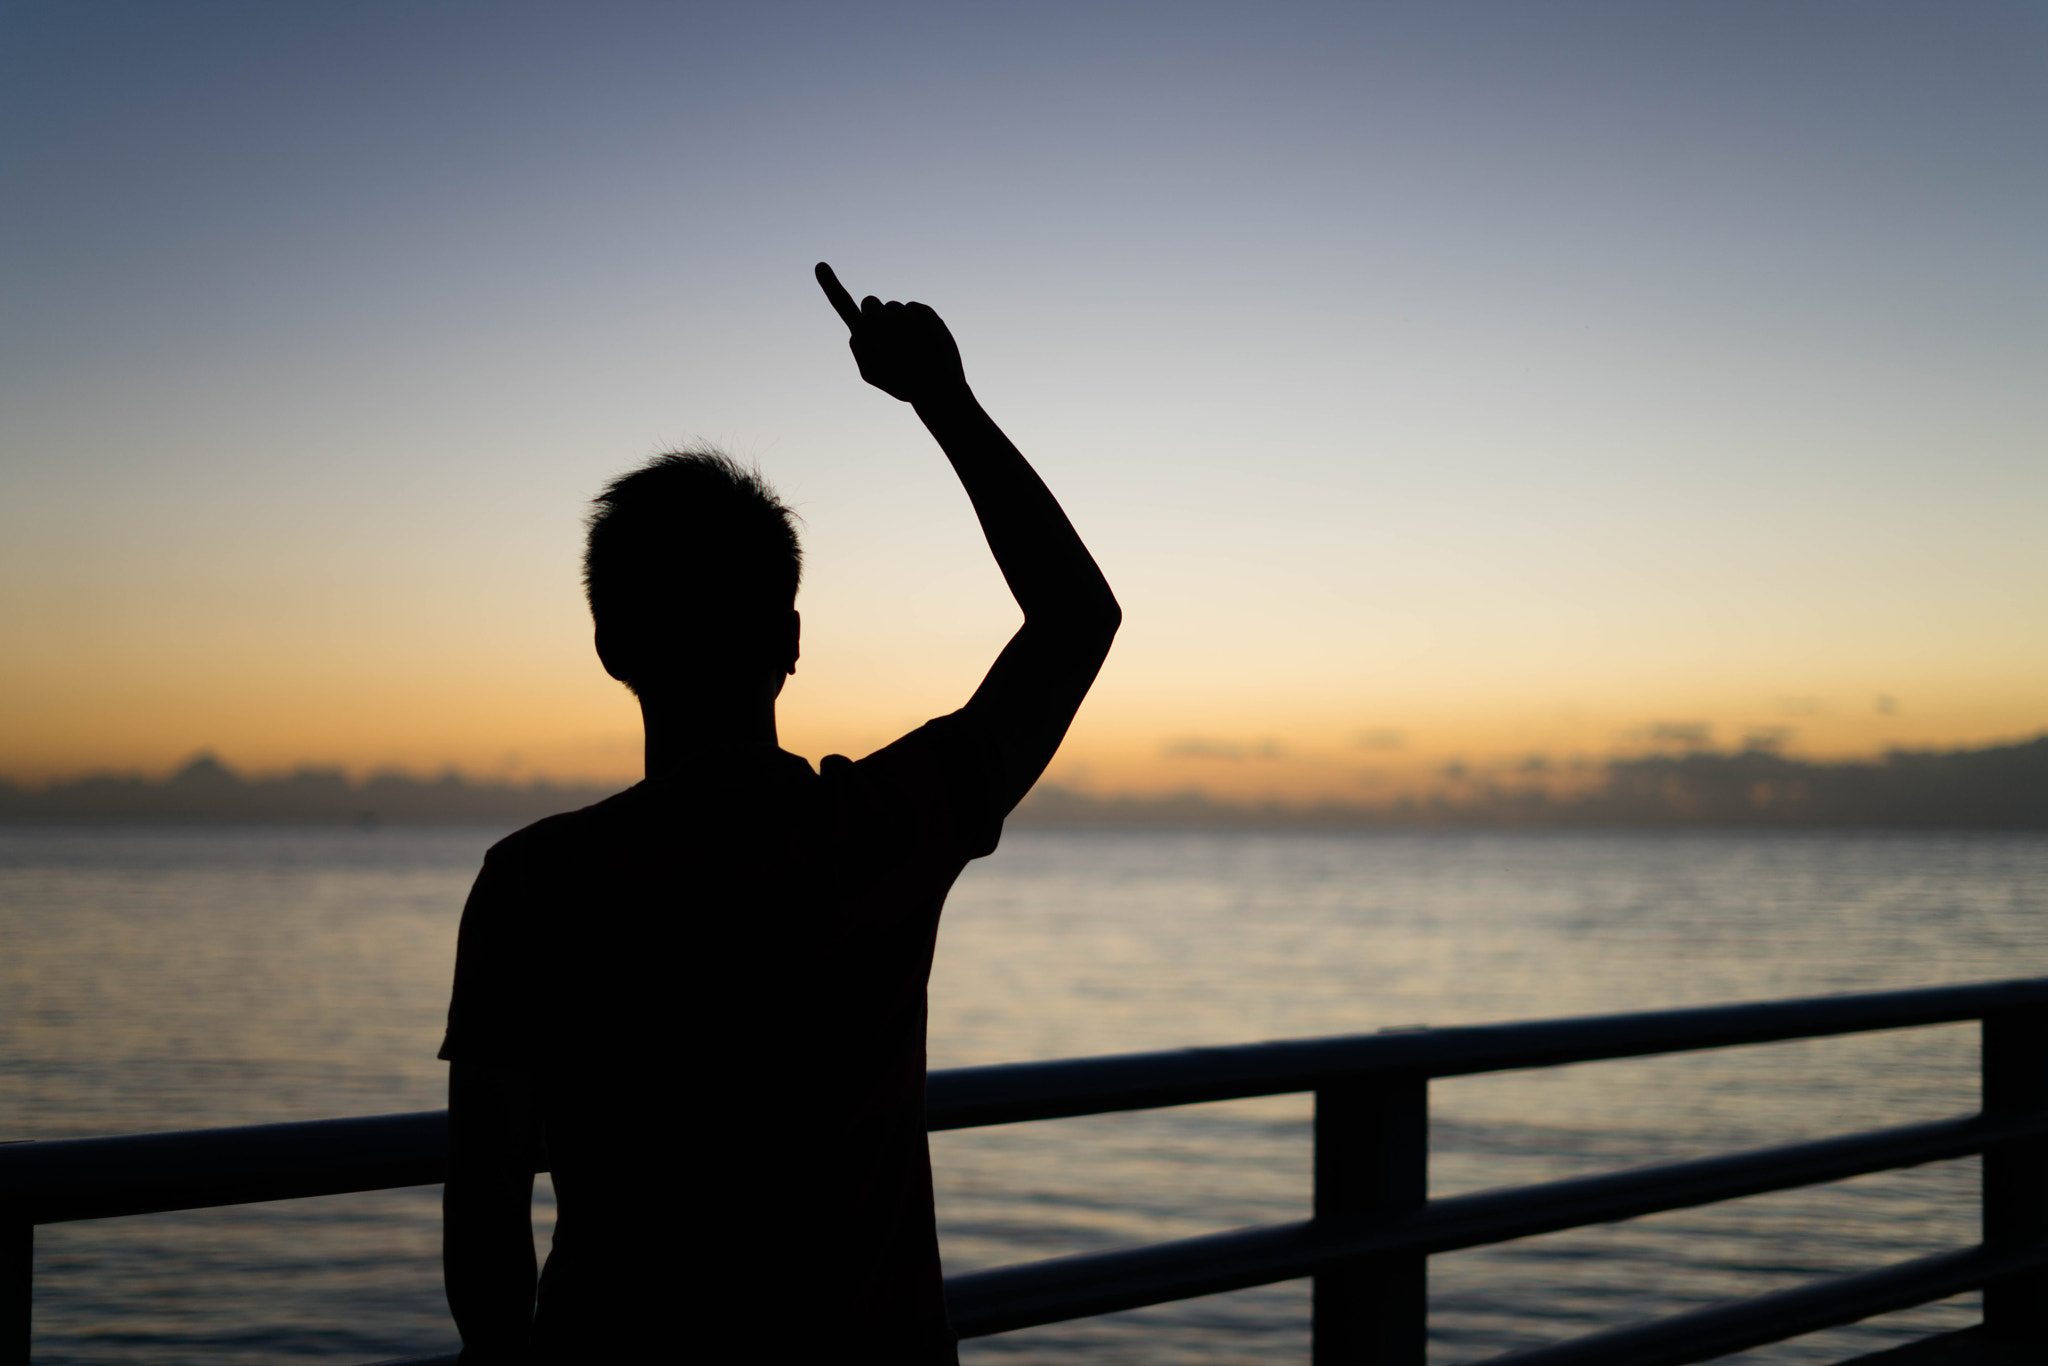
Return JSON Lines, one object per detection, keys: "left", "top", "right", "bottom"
{"left": 5, "top": 737, "right": 2043, "bottom": 830}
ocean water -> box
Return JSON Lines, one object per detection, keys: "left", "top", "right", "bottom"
{"left": 3, "top": 825, "right": 2046, "bottom": 1364}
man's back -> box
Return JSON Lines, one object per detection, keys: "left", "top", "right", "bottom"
{"left": 443, "top": 717, "right": 1003, "bottom": 1361}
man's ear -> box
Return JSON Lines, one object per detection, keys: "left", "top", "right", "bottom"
{"left": 594, "top": 624, "right": 633, "bottom": 684}
{"left": 784, "top": 609, "right": 801, "bottom": 677}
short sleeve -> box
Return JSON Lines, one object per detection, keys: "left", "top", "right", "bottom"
{"left": 437, "top": 842, "right": 542, "bottom": 1064}
{"left": 839, "top": 709, "right": 1012, "bottom": 861}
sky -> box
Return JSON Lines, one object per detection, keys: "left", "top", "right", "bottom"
{"left": 4, "top": 1, "right": 2044, "bottom": 801}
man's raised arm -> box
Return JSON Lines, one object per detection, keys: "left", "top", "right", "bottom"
{"left": 816, "top": 263, "right": 1120, "bottom": 808}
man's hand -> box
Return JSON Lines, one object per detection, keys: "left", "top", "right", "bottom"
{"left": 815, "top": 262, "right": 969, "bottom": 406}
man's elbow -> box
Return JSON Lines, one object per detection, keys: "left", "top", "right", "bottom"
{"left": 1073, "top": 594, "right": 1121, "bottom": 650}
{"left": 1021, "top": 590, "right": 1120, "bottom": 651}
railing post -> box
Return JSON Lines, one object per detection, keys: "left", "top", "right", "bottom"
{"left": 1981, "top": 1006, "right": 2048, "bottom": 1347}
{"left": 1312, "top": 1073, "right": 1427, "bottom": 1366}
{"left": 1, "top": 1218, "right": 27, "bottom": 1366}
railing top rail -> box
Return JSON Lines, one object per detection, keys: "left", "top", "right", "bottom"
{"left": 5, "top": 975, "right": 2044, "bottom": 1224}
{"left": 0, "top": 1110, "right": 448, "bottom": 1225}
{"left": 927, "top": 974, "right": 2048, "bottom": 1128}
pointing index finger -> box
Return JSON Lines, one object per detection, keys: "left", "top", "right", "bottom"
{"left": 814, "top": 262, "right": 863, "bottom": 333}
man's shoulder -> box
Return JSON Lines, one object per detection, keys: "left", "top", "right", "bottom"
{"left": 830, "top": 710, "right": 1010, "bottom": 861}
{"left": 483, "top": 787, "right": 645, "bottom": 867}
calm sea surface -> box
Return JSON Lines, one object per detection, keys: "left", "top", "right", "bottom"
{"left": 4, "top": 826, "right": 2046, "bottom": 1364}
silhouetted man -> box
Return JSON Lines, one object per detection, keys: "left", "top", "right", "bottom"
{"left": 439, "top": 264, "right": 1120, "bottom": 1364}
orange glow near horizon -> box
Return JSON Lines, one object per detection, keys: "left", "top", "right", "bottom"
{"left": 7, "top": 598, "right": 2042, "bottom": 800}
{"left": 6, "top": 426, "right": 2044, "bottom": 798}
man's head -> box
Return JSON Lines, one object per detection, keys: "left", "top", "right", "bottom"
{"left": 584, "top": 448, "right": 802, "bottom": 697}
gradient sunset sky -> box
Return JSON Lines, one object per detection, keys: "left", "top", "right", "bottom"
{"left": 5, "top": 1, "right": 2044, "bottom": 800}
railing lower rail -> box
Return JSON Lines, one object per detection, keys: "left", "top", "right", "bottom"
{"left": 6, "top": 976, "right": 2048, "bottom": 1365}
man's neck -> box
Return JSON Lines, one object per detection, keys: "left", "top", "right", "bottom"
{"left": 638, "top": 690, "right": 781, "bottom": 780}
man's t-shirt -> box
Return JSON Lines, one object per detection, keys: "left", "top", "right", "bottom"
{"left": 439, "top": 711, "right": 1008, "bottom": 1363}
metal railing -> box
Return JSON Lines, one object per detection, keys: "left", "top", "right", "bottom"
{"left": 6, "top": 977, "right": 2048, "bottom": 1365}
